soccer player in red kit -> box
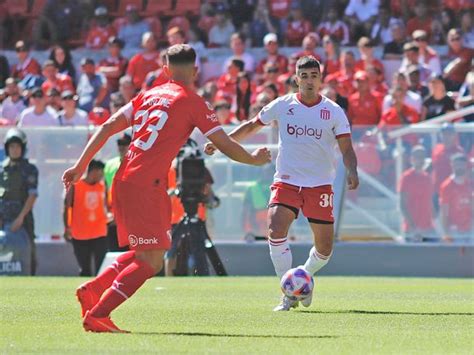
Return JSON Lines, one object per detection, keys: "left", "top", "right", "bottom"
{"left": 62, "top": 44, "right": 271, "bottom": 333}
{"left": 205, "top": 56, "right": 359, "bottom": 311}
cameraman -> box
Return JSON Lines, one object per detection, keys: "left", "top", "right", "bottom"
{"left": 164, "top": 141, "right": 218, "bottom": 276}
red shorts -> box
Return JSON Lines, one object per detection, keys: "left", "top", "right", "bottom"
{"left": 112, "top": 179, "right": 172, "bottom": 250}
{"left": 269, "top": 182, "right": 334, "bottom": 223}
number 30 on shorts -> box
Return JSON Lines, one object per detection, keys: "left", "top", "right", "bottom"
{"left": 133, "top": 109, "right": 169, "bottom": 151}
{"left": 319, "top": 193, "right": 333, "bottom": 208}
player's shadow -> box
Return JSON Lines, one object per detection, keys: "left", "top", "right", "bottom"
{"left": 133, "top": 331, "right": 339, "bottom": 339}
{"left": 300, "top": 309, "right": 473, "bottom": 316}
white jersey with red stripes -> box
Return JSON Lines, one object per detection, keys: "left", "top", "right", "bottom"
{"left": 257, "top": 93, "right": 351, "bottom": 187}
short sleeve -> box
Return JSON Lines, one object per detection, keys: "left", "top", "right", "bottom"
{"left": 25, "top": 164, "right": 39, "bottom": 196}
{"left": 192, "top": 99, "right": 222, "bottom": 137}
{"left": 333, "top": 106, "right": 351, "bottom": 138}
{"left": 256, "top": 98, "right": 280, "bottom": 125}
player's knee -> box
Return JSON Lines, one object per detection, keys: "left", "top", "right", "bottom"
{"left": 135, "top": 249, "right": 165, "bottom": 273}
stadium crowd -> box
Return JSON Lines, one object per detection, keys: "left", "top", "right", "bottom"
{"left": 0, "top": 0, "right": 472, "bottom": 243}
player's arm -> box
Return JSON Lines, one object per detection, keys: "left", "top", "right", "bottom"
{"left": 207, "top": 129, "right": 271, "bottom": 166}
{"left": 204, "top": 118, "right": 265, "bottom": 155}
{"left": 337, "top": 136, "right": 359, "bottom": 190}
{"left": 62, "top": 108, "right": 130, "bottom": 189}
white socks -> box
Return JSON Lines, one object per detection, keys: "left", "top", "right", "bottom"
{"left": 303, "top": 246, "right": 332, "bottom": 276}
{"left": 268, "top": 237, "right": 292, "bottom": 279}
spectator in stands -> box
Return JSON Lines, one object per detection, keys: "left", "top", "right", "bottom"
{"left": 234, "top": 72, "right": 252, "bottom": 121}
{"left": 439, "top": 153, "right": 473, "bottom": 243}
{"left": 255, "top": 33, "right": 288, "bottom": 83}
{"left": 46, "top": 88, "right": 62, "bottom": 112}
{"left": 142, "top": 50, "right": 169, "bottom": 91}
{"left": 33, "top": 0, "right": 82, "bottom": 49}
{"left": 216, "top": 58, "right": 245, "bottom": 103}
{"left": 257, "top": 63, "right": 285, "bottom": 96}
{"left": 11, "top": 41, "right": 41, "bottom": 80}
{"left": 332, "top": 50, "right": 357, "bottom": 98}
{"left": 457, "top": 70, "right": 474, "bottom": 122}
{"left": 249, "top": 1, "right": 277, "bottom": 47}
{"left": 460, "top": 10, "right": 474, "bottom": 49}
{"left": 320, "top": 85, "right": 348, "bottom": 111}
{"left": 116, "top": 76, "right": 136, "bottom": 105}
{"left": 167, "top": 26, "right": 186, "bottom": 46}
{"left": 431, "top": 123, "right": 465, "bottom": 209}
{"left": 367, "top": 65, "right": 389, "bottom": 96}
{"left": 85, "top": 6, "right": 116, "bottom": 50}
{"left": 64, "top": 159, "right": 108, "bottom": 276}
{"left": 344, "top": 0, "right": 380, "bottom": 41}
{"left": 407, "top": 65, "right": 429, "bottom": 99}
{"left": 0, "top": 78, "right": 25, "bottom": 125}
{"left": 222, "top": 33, "right": 255, "bottom": 73}
{"left": 208, "top": 4, "right": 235, "bottom": 47}
{"left": 267, "top": 0, "right": 292, "bottom": 36}
{"left": 188, "top": 27, "right": 207, "bottom": 61}
{"left": 197, "top": 2, "right": 216, "bottom": 35}
{"left": 18, "top": 87, "right": 59, "bottom": 127}
{"left": 355, "top": 37, "right": 385, "bottom": 76}
{"left": 399, "top": 145, "right": 436, "bottom": 242}
{"left": 317, "top": 7, "right": 349, "bottom": 46}
{"left": 214, "top": 100, "right": 238, "bottom": 125}
{"left": 383, "top": 72, "right": 422, "bottom": 114}
{"left": 347, "top": 71, "right": 382, "bottom": 126}
{"left": 406, "top": 2, "right": 432, "bottom": 40}
{"left": 383, "top": 23, "right": 406, "bottom": 60}
{"left": 421, "top": 75, "right": 455, "bottom": 121}
{"left": 57, "top": 90, "right": 88, "bottom": 126}
{"left": 322, "top": 35, "right": 340, "bottom": 77}
{"left": 380, "top": 85, "right": 420, "bottom": 126}
{"left": 371, "top": 6, "right": 400, "bottom": 45}
{"left": 400, "top": 42, "right": 433, "bottom": 85}
{"left": 118, "top": 4, "right": 150, "bottom": 49}
{"left": 285, "top": 3, "right": 312, "bottom": 47}
{"left": 0, "top": 55, "right": 9, "bottom": 88}
{"left": 412, "top": 30, "right": 441, "bottom": 75}
{"left": 76, "top": 58, "right": 107, "bottom": 112}
{"left": 277, "top": 53, "right": 298, "bottom": 88}
{"left": 48, "top": 45, "right": 76, "bottom": 84}
{"left": 97, "top": 37, "right": 128, "bottom": 95}
{"left": 296, "top": 33, "right": 322, "bottom": 61}
{"left": 444, "top": 28, "right": 474, "bottom": 91}
{"left": 88, "top": 106, "right": 110, "bottom": 126}
{"left": 41, "top": 60, "right": 75, "bottom": 96}
{"left": 126, "top": 32, "right": 160, "bottom": 90}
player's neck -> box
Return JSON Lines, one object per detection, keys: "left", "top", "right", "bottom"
{"left": 297, "top": 92, "right": 322, "bottom": 107}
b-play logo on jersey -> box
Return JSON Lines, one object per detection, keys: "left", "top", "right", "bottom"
{"left": 128, "top": 234, "right": 159, "bottom": 247}
{"left": 320, "top": 108, "right": 331, "bottom": 120}
{"left": 286, "top": 108, "right": 295, "bottom": 115}
{"left": 287, "top": 124, "right": 323, "bottom": 139}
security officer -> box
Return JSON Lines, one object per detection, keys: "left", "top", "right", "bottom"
{"left": 0, "top": 128, "right": 39, "bottom": 275}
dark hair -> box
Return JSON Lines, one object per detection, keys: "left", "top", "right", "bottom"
{"left": 87, "top": 159, "right": 105, "bottom": 173}
{"left": 231, "top": 32, "right": 246, "bottom": 43}
{"left": 48, "top": 44, "right": 76, "bottom": 79}
{"left": 263, "top": 82, "right": 279, "bottom": 99}
{"left": 230, "top": 58, "right": 245, "bottom": 72}
{"left": 108, "top": 36, "right": 125, "bottom": 49}
{"left": 166, "top": 44, "right": 196, "bottom": 65}
{"left": 296, "top": 56, "right": 321, "bottom": 72}
{"left": 236, "top": 72, "right": 251, "bottom": 121}
{"left": 42, "top": 59, "right": 57, "bottom": 69}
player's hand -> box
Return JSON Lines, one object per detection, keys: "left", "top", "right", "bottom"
{"left": 204, "top": 142, "right": 217, "bottom": 155}
{"left": 63, "top": 227, "right": 72, "bottom": 242}
{"left": 251, "top": 147, "right": 271, "bottom": 166}
{"left": 62, "top": 166, "right": 83, "bottom": 191}
{"left": 10, "top": 216, "right": 24, "bottom": 232}
{"left": 347, "top": 170, "right": 359, "bottom": 190}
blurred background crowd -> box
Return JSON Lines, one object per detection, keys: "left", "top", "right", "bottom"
{"left": 0, "top": 0, "right": 472, "bottom": 248}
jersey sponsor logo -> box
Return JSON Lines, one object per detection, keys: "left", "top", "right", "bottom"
{"left": 206, "top": 112, "right": 218, "bottom": 122}
{"left": 205, "top": 101, "right": 214, "bottom": 111}
{"left": 286, "top": 108, "right": 295, "bottom": 115}
{"left": 320, "top": 108, "right": 331, "bottom": 120}
{"left": 287, "top": 124, "right": 323, "bottom": 140}
{"left": 128, "top": 234, "right": 159, "bottom": 247}
{"left": 155, "top": 88, "right": 179, "bottom": 97}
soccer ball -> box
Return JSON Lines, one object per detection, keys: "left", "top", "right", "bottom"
{"left": 280, "top": 267, "right": 314, "bottom": 300}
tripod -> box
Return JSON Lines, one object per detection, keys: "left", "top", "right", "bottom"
{"left": 172, "top": 197, "right": 227, "bottom": 276}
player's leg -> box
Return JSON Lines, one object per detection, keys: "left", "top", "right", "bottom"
{"left": 267, "top": 205, "right": 297, "bottom": 279}
{"left": 305, "top": 222, "right": 334, "bottom": 274}
{"left": 72, "top": 239, "right": 93, "bottom": 276}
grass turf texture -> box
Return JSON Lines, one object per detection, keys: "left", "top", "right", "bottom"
{"left": 1, "top": 277, "right": 473, "bottom": 354}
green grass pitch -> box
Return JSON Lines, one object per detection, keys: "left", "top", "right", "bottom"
{"left": 1, "top": 277, "right": 473, "bottom": 354}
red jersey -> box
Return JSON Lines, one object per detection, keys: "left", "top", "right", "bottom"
{"left": 41, "top": 74, "right": 75, "bottom": 94}
{"left": 431, "top": 143, "right": 465, "bottom": 193}
{"left": 406, "top": 17, "right": 432, "bottom": 39}
{"left": 269, "top": 0, "right": 292, "bottom": 19}
{"left": 115, "top": 81, "right": 221, "bottom": 187}
{"left": 354, "top": 58, "right": 385, "bottom": 78}
{"left": 256, "top": 55, "right": 289, "bottom": 75}
{"left": 98, "top": 56, "right": 128, "bottom": 92}
{"left": 446, "top": 47, "right": 474, "bottom": 84}
{"left": 439, "top": 177, "right": 473, "bottom": 232}
{"left": 85, "top": 25, "right": 116, "bottom": 49}
{"left": 380, "top": 105, "right": 419, "bottom": 126}
{"left": 11, "top": 57, "right": 41, "bottom": 80}
{"left": 126, "top": 52, "right": 161, "bottom": 90}
{"left": 443, "top": 0, "right": 474, "bottom": 11}
{"left": 347, "top": 91, "right": 382, "bottom": 125}
{"left": 332, "top": 70, "right": 356, "bottom": 98}
{"left": 286, "top": 20, "right": 313, "bottom": 47}
{"left": 324, "top": 58, "right": 340, "bottom": 76}
{"left": 142, "top": 69, "right": 169, "bottom": 91}
{"left": 398, "top": 168, "right": 434, "bottom": 232}
{"left": 317, "top": 21, "right": 349, "bottom": 45}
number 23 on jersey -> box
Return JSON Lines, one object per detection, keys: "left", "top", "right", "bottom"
{"left": 132, "top": 109, "right": 169, "bottom": 151}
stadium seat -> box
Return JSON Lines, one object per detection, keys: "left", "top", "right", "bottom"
{"left": 174, "top": 0, "right": 201, "bottom": 16}
{"left": 110, "top": 0, "right": 144, "bottom": 17}
{"left": 142, "top": 0, "right": 173, "bottom": 16}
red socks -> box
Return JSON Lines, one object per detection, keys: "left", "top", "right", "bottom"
{"left": 90, "top": 259, "right": 156, "bottom": 318}
{"left": 88, "top": 251, "right": 136, "bottom": 296}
